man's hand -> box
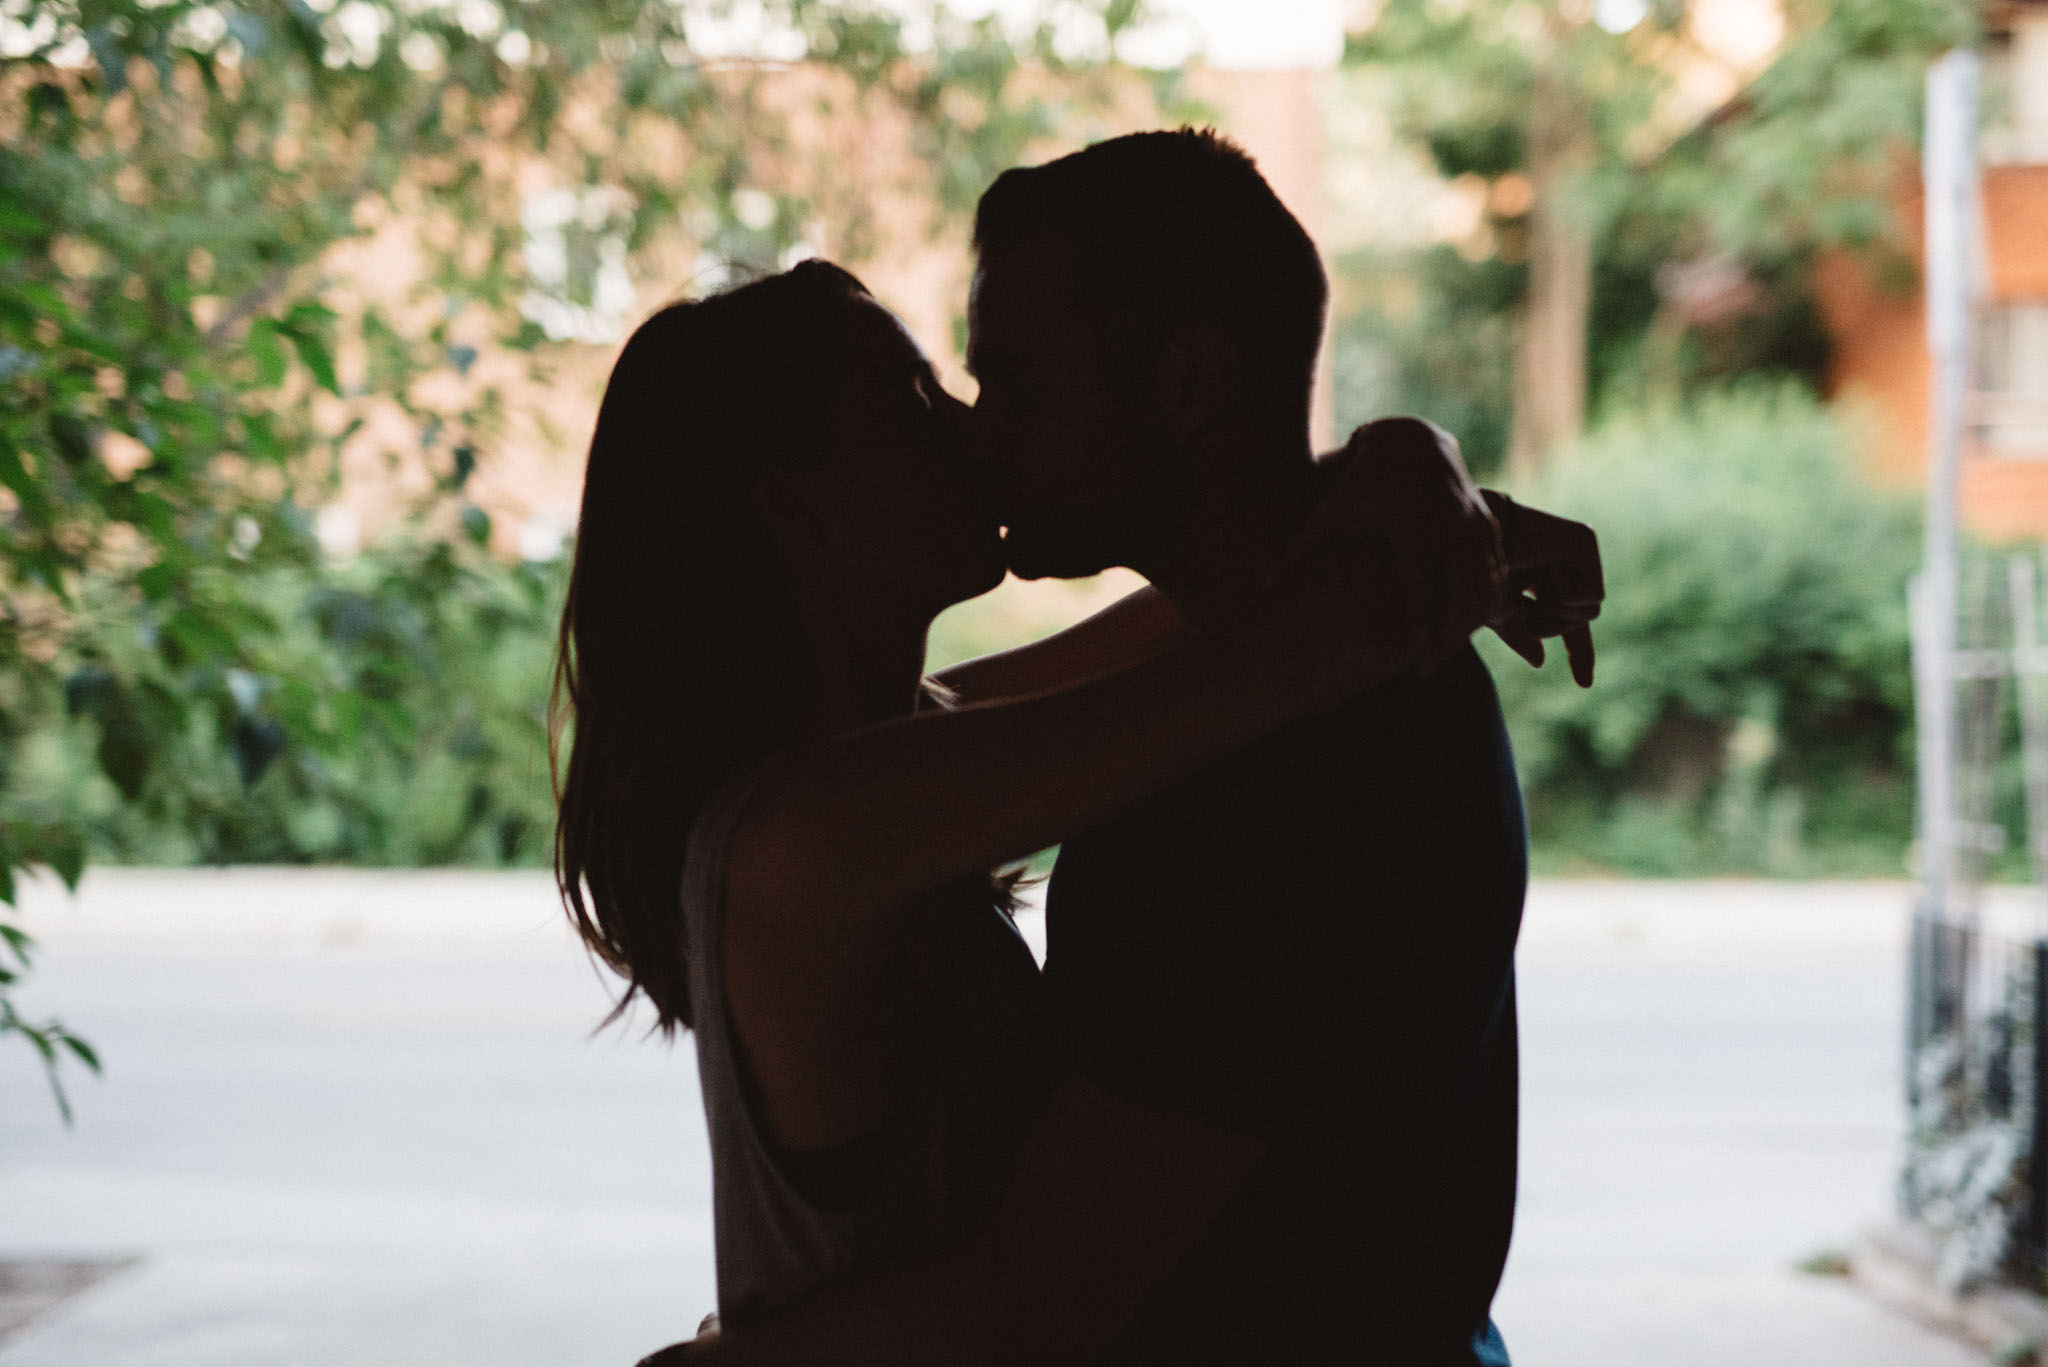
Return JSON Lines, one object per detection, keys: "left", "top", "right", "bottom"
{"left": 1480, "top": 490, "right": 1603, "bottom": 687}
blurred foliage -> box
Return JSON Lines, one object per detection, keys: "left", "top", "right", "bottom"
{"left": 13, "top": 529, "right": 566, "bottom": 870}
{"left": 1350, "top": 0, "right": 1973, "bottom": 256}
{"left": 1482, "top": 384, "right": 1923, "bottom": 876}
{"left": 1653, "top": 0, "right": 1980, "bottom": 261}
{"left": 1332, "top": 244, "right": 1522, "bottom": 477}
{"left": 1335, "top": 0, "right": 1977, "bottom": 469}
{"left": 0, "top": 0, "right": 1161, "bottom": 1112}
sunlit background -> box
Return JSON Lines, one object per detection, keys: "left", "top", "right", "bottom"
{"left": 2, "top": 0, "right": 2046, "bottom": 1362}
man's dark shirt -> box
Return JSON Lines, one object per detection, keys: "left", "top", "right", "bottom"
{"left": 1043, "top": 645, "right": 1525, "bottom": 1366}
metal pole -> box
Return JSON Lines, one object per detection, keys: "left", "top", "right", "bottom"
{"left": 1917, "top": 49, "right": 1982, "bottom": 926}
{"left": 1905, "top": 54, "right": 1983, "bottom": 1217}
{"left": 2014, "top": 556, "right": 2048, "bottom": 902}
{"left": 2031, "top": 939, "right": 2048, "bottom": 1272}
{"left": 1910, "top": 572, "right": 1938, "bottom": 1066}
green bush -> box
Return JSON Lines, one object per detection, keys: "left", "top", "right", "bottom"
{"left": 5, "top": 530, "right": 566, "bottom": 869}
{"left": 1485, "top": 384, "right": 1922, "bottom": 876}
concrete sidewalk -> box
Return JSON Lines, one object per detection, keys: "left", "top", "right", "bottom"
{"left": 0, "top": 871, "right": 2005, "bottom": 1365}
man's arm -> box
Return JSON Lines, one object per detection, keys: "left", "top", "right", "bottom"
{"left": 640, "top": 1076, "right": 1267, "bottom": 1367}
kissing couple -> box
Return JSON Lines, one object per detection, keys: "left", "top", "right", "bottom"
{"left": 553, "top": 128, "right": 1603, "bottom": 1367}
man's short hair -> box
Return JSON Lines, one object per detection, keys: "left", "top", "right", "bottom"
{"left": 973, "top": 127, "right": 1328, "bottom": 425}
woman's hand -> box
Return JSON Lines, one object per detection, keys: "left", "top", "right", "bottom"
{"left": 1480, "top": 490, "right": 1603, "bottom": 687}
{"left": 1299, "top": 417, "right": 1605, "bottom": 690}
{"left": 1278, "top": 417, "right": 1505, "bottom": 685}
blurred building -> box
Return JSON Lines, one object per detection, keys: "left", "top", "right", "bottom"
{"left": 1817, "top": 0, "right": 2048, "bottom": 540}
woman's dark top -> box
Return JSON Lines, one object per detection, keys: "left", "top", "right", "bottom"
{"left": 681, "top": 764, "right": 1053, "bottom": 1327}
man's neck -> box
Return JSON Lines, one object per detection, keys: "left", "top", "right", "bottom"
{"left": 1133, "top": 428, "right": 1321, "bottom": 631}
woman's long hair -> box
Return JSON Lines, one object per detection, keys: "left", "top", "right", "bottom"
{"left": 552, "top": 261, "right": 870, "bottom": 1033}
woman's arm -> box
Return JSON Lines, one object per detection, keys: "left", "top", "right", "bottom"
{"left": 726, "top": 418, "right": 1500, "bottom": 934}
{"left": 732, "top": 569, "right": 1398, "bottom": 929}
{"left": 927, "top": 586, "right": 1186, "bottom": 705}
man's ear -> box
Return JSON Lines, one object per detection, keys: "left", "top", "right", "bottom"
{"left": 1152, "top": 324, "right": 1240, "bottom": 439}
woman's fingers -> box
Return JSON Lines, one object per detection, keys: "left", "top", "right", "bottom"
{"left": 1488, "top": 613, "right": 1546, "bottom": 669}
{"left": 1487, "top": 600, "right": 1596, "bottom": 687}
{"left": 1493, "top": 597, "right": 1592, "bottom": 636}
{"left": 1564, "top": 624, "right": 1596, "bottom": 687}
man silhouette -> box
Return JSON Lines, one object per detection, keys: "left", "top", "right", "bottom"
{"left": 659, "top": 128, "right": 1599, "bottom": 1367}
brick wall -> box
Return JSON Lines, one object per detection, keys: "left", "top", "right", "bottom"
{"left": 1818, "top": 161, "right": 2048, "bottom": 542}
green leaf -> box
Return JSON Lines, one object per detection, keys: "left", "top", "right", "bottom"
{"left": 138, "top": 562, "right": 181, "bottom": 601}
{"left": 248, "top": 320, "right": 289, "bottom": 388}
{"left": 0, "top": 200, "right": 41, "bottom": 238}
{"left": 96, "top": 691, "right": 155, "bottom": 802}
{"left": 66, "top": 665, "right": 115, "bottom": 717}
{"left": 24, "top": 81, "right": 70, "bottom": 129}
{"left": 241, "top": 413, "right": 287, "bottom": 465}
{"left": 503, "top": 319, "right": 549, "bottom": 351}
{"left": 284, "top": 301, "right": 338, "bottom": 330}
{"left": 232, "top": 716, "right": 287, "bottom": 786}
{"left": 49, "top": 833, "right": 86, "bottom": 893}
{"left": 288, "top": 330, "right": 341, "bottom": 395}
{"left": 0, "top": 924, "right": 32, "bottom": 964}
{"left": 62, "top": 1035, "right": 101, "bottom": 1073}
{"left": 85, "top": 25, "right": 128, "bottom": 96}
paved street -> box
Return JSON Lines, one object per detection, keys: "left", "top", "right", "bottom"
{"left": 1495, "top": 884, "right": 1986, "bottom": 1366}
{"left": 0, "top": 871, "right": 2005, "bottom": 1365}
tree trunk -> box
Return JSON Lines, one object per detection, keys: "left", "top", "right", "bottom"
{"left": 1508, "top": 63, "right": 1594, "bottom": 484}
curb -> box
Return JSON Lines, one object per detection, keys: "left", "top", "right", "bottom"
{"left": 1853, "top": 1224, "right": 2048, "bottom": 1361}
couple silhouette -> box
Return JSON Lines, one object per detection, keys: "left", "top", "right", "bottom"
{"left": 553, "top": 128, "right": 1602, "bottom": 1367}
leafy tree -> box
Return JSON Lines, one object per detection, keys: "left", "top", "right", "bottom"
{"left": 0, "top": 0, "right": 1164, "bottom": 1117}
{"left": 1343, "top": 0, "right": 1975, "bottom": 479}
